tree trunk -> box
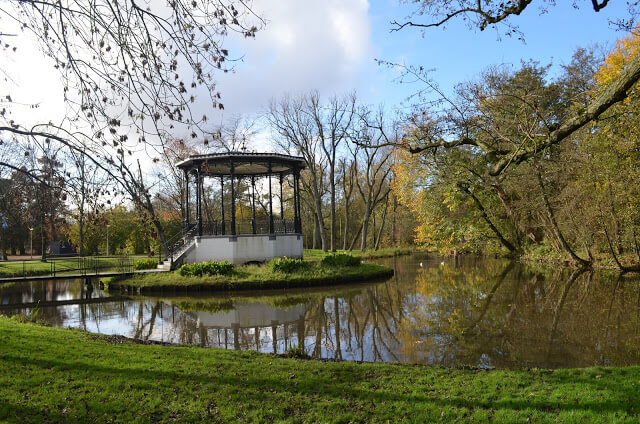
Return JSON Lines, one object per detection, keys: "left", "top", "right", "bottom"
{"left": 79, "top": 217, "right": 85, "bottom": 256}
{"left": 374, "top": 197, "right": 389, "bottom": 251}
{"left": 372, "top": 209, "right": 377, "bottom": 249}
{"left": 348, "top": 220, "right": 363, "bottom": 251}
{"left": 602, "top": 216, "right": 640, "bottom": 273}
{"left": 329, "top": 165, "right": 336, "bottom": 252}
{"left": 313, "top": 211, "right": 321, "bottom": 250}
{"left": 343, "top": 198, "right": 350, "bottom": 250}
{"left": 459, "top": 183, "right": 519, "bottom": 254}
{"left": 492, "top": 182, "right": 523, "bottom": 248}
{"left": 391, "top": 194, "right": 397, "bottom": 246}
{"left": 534, "top": 163, "right": 590, "bottom": 267}
{"left": 314, "top": 195, "right": 327, "bottom": 252}
{"left": 360, "top": 204, "right": 371, "bottom": 251}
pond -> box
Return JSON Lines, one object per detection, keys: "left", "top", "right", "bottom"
{"left": 1, "top": 255, "right": 639, "bottom": 369}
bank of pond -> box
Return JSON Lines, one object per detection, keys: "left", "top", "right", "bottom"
{"left": 108, "top": 254, "right": 394, "bottom": 293}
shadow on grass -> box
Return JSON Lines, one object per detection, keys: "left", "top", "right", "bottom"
{"left": 1, "top": 343, "right": 637, "bottom": 419}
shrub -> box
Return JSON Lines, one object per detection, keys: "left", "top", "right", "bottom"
{"left": 178, "top": 261, "right": 235, "bottom": 277}
{"left": 284, "top": 344, "right": 309, "bottom": 359}
{"left": 270, "top": 257, "right": 308, "bottom": 273}
{"left": 134, "top": 258, "right": 158, "bottom": 270}
{"left": 10, "top": 307, "right": 42, "bottom": 324}
{"left": 321, "top": 253, "right": 361, "bottom": 267}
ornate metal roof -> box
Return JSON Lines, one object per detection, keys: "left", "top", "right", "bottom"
{"left": 175, "top": 151, "right": 307, "bottom": 177}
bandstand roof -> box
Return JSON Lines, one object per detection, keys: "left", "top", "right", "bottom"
{"left": 175, "top": 152, "right": 307, "bottom": 177}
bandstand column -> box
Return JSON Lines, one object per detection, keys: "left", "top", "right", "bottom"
{"left": 220, "top": 176, "right": 225, "bottom": 235}
{"left": 279, "top": 172, "right": 284, "bottom": 223}
{"left": 184, "top": 169, "right": 190, "bottom": 230}
{"left": 196, "top": 168, "right": 202, "bottom": 236}
{"left": 268, "top": 162, "right": 274, "bottom": 234}
{"left": 230, "top": 162, "right": 236, "bottom": 236}
{"left": 294, "top": 167, "right": 301, "bottom": 233}
{"left": 251, "top": 176, "right": 256, "bottom": 235}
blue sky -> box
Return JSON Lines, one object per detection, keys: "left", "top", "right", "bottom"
{"left": 362, "top": 0, "right": 630, "bottom": 108}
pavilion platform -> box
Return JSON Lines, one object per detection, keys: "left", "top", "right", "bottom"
{"left": 165, "top": 152, "right": 306, "bottom": 268}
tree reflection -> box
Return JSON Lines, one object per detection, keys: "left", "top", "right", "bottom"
{"left": 4, "top": 257, "right": 640, "bottom": 368}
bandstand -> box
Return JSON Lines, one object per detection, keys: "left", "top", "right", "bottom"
{"left": 166, "top": 152, "right": 306, "bottom": 268}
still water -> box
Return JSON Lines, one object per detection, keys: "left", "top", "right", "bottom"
{"left": 1, "top": 256, "right": 639, "bottom": 369}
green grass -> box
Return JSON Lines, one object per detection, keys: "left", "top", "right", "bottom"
{"left": 109, "top": 261, "right": 393, "bottom": 293}
{"left": 0, "top": 317, "right": 638, "bottom": 423}
{"left": 303, "top": 247, "right": 415, "bottom": 260}
{"left": 0, "top": 256, "right": 153, "bottom": 278}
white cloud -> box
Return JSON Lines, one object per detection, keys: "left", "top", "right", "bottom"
{"left": 212, "top": 0, "right": 372, "bottom": 117}
{"left": 1, "top": 27, "right": 66, "bottom": 128}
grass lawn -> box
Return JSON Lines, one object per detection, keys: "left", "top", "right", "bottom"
{"left": 0, "top": 317, "right": 638, "bottom": 423}
{"left": 303, "top": 247, "right": 415, "bottom": 260}
{"left": 109, "top": 261, "right": 393, "bottom": 293}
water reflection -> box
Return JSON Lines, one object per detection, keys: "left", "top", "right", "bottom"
{"left": 1, "top": 256, "right": 640, "bottom": 369}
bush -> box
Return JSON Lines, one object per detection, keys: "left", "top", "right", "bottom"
{"left": 284, "top": 344, "right": 309, "bottom": 359}
{"left": 270, "top": 257, "right": 309, "bottom": 273}
{"left": 134, "top": 258, "right": 158, "bottom": 270}
{"left": 321, "top": 253, "right": 361, "bottom": 267}
{"left": 178, "top": 261, "right": 235, "bottom": 277}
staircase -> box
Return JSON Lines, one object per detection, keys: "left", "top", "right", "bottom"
{"left": 157, "top": 225, "right": 198, "bottom": 271}
{"left": 167, "top": 237, "right": 196, "bottom": 270}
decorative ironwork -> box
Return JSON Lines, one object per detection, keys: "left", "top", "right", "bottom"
{"left": 199, "top": 219, "right": 296, "bottom": 236}
{"left": 176, "top": 152, "right": 306, "bottom": 238}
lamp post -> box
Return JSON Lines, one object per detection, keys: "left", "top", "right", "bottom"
{"left": 106, "top": 224, "right": 110, "bottom": 256}
{"left": 28, "top": 227, "right": 33, "bottom": 260}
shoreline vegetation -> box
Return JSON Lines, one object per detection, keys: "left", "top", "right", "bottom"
{"left": 426, "top": 246, "right": 640, "bottom": 273}
{"left": 0, "top": 317, "right": 638, "bottom": 423}
{"left": 108, "top": 255, "right": 394, "bottom": 294}
{"left": 303, "top": 247, "right": 415, "bottom": 260}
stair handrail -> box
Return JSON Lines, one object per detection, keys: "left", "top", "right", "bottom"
{"left": 163, "top": 223, "right": 198, "bottom": 267}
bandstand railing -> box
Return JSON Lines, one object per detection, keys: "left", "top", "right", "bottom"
{"left": 200, "top": 219, "right": 298, "bottom": 236}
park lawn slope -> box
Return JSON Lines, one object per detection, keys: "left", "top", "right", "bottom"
{"left": 108, "top": 262, "right": 393, "bottom": 293}
{"left": 0, "top": 318, "right": 638, "bottom": 423}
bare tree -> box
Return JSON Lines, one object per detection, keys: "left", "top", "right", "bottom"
{"left": 65, "top": 148, "right": 108, "bottom": 255}
{"left": 339, "top": 157, "right": 358, "bottom": 250}
{"left": 268, "top": 94, "right": 329, "bottom": 251}
{"left": 351, "top": 110, "right": 395, "bottom": 251}
{"left": 311, "top": 92, "right": 357, "bottom": 251}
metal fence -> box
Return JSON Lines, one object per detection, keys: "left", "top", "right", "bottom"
{"left": 0, "top": 256, "right": 135, "bottom": 279}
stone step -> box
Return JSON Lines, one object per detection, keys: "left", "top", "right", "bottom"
{"left": 156, "top": 262, "right": 171, "bottom": 271}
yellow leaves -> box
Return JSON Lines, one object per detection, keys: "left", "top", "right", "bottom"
{"left": 595, "top": 29, "right": 640, "bottom": 95}
{"left": 442, "top": 191, "right": 458, "bottom": 211}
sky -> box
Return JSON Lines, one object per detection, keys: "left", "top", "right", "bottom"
{"left": 210, "top": 0, "right": 631, "bottom": 123}
{"left": 2, "top": 0, "right": 634, "bottom": 149}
